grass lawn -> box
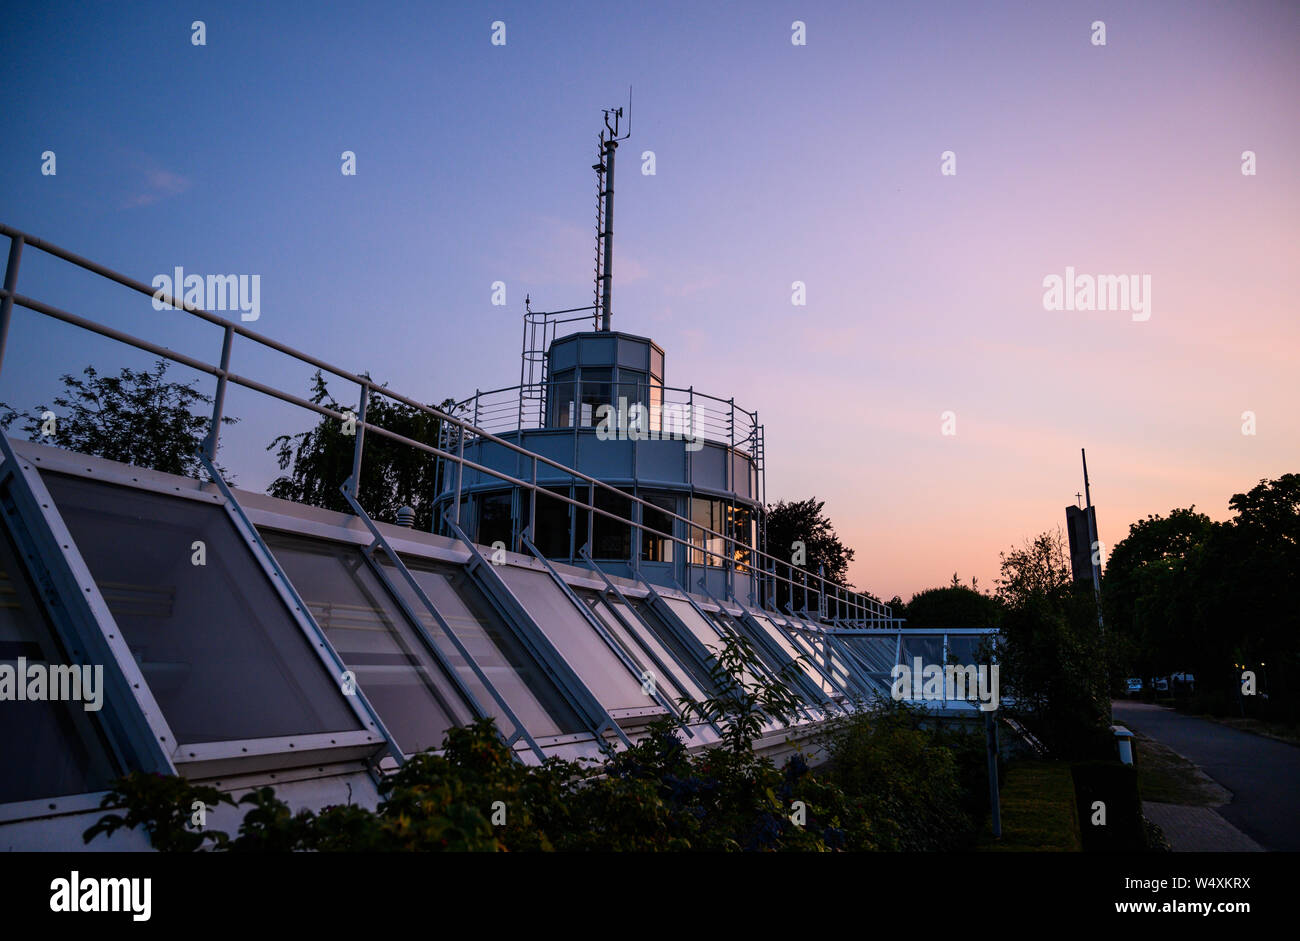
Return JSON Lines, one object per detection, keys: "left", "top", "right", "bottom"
{"left": 977, "top": 760, "right": 1081, "bottom": 852}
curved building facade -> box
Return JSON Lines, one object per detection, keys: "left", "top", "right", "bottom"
{"left": 434, "top": 328, "right": 764, "bottom": 602}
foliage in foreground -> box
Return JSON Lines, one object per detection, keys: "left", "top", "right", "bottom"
{"left": 84, "top": 707, "right": 988, "bottom": 853}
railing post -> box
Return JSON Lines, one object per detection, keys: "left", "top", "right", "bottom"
{"left": 688, "top": 385, "right": 694, "bottom": 443}
{"left": 348, "top": 382, "right": 369, "bottom": 498}
{"left": 203, "top": 324, "right": 234, "bottom": 461}
{"left": 529, "top": 455, "right": 537, "bottom": 552}
{"left": 728, "top": 397, "right": 735, "bottom": 455}
{"left": 453, "top": 417, "right": 465, "bottom": 525}
{"left": 586, "top": 481, "right": 595, "bottom": 555}
{"left": 0, "top": 234, "right": 24, "bottom": 378}
{"left": 820, "top": 564, "right": 828, "bottom": 620}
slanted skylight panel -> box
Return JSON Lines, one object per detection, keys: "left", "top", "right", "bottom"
{"left": 42, "top": 474, "right": 362, "bottom": 745}
{"left": 578, "top": 591, "right": 697, "bottom": 705}
{"left": 0, "top": 526, "right": 120, "bottom": 805}
{"left": 383, "top": 555, "right": 587, "bottom": 739}
{"left": 260, "top": 531, "right": 470, "bottom": 754}
{"left": 494, "top": 566, "right": 654, "bottom": 716}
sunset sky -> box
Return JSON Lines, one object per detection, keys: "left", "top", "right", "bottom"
{"left": 2, "top": 0, "right": 1296, "bottom": 601}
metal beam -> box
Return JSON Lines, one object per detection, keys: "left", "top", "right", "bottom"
{"left": 0, "top": 433, "right": 175, "bottom": 775}
{"left": 441, "top": 510, "right": 631, "bottom": 749}
{"left": 339, "top": 481, "right": 547, "bottom": 763}
{"left": 197, "top": 453, "right": 403, "bottom": 776}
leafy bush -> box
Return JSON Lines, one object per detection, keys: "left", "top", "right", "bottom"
{"left": 817, "top": 702, "right": 984, "bottom": 850}
{"left": 86, "top": 640, "right": 990, "bottom": 852}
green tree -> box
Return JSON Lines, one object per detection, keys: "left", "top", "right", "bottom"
{"left": 1102, "top": 507, "right": 1215, "bottom": 688}
{"left": 1104, "top": 476, "right": 1300, "bottom": 715}
{"left": 266, "top": 371, "right": 452, "bottom": 531}
{"left": 763, "top": 497, "right": 858, "bottom": 611}
{"left": 0, "top": 360, "right": 236, "bottom": 478}
{"left": 995, "top": 528, "right": 1111, "bottom": 759}
{"left": 904, "top": 582, "right": 1001, "bottom": 630}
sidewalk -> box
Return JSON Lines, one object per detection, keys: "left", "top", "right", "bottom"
{"left": 1141, "top": 801, "right": 1264, "bottom": 852}
{"left": 1114, "top": 700, "right": 1294, "bottom": 850}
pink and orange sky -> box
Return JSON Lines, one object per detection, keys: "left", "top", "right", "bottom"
{"left": 2, "top": 0, "right": 1296, "bottom": 599}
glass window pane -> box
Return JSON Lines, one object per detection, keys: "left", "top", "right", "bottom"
{"left": 945, "top": 635, "right": 986, "bottom": 666}
{"left": 548, "top": 369, "right": 576, "bottom": 428}
{"left": 901, "top": 635, "right": 945, "bottom": 667}
{"left": 388, "top": 555, "right": 586, "bottom": 739}
{"left": 495, "top": 566, "right": 647, "bottom": 713}
{"left": 582, "top": 592, "right": 702, "bottom": 701}
{"left": 730, "top": 505, "right": 753, "bottom": 569}
{"left": 640, "top": 493, "right": 675, "bottom": 563}
{"left": 43, "top": 473, "right": 361, "bottom": 745}
{"left": 649, "top": 381, "right": 663, "bottom": 434}
{"left": 476, "top": 491, "right": 512, "bottom": 551}
{"left": 260, "top": 531, "right": 470, "bottom": 754}
{"left": 530, "top": 487, "right": 572, "bottom": 560}
{"left": 592, "top": 489, "right": 631, "bottom": 560}
{"left": 689, "top": 498, "right": 724, "bottom": 567}
{"left": 0, "top": 524, "right": 121, "bottom": 804}
{"left": 579, "top": 368, "right": 611, "bottom": 428}
{"left": 627, "top": 598, "right": 721, "bottom": 698}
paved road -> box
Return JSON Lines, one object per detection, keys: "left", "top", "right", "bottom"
{"left": 1112, "top": 700, "right": 1300, "bottom": 851}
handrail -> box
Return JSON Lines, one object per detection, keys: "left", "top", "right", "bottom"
{"left": 0, "top": 223, "right": 893, "bottom": 624}
{"left": 443, "top": 379, "right": 762, "bottom": 459}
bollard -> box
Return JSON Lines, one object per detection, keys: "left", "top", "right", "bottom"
{"left": 1112, "top": 725, "right": 1134, "bottom": 765}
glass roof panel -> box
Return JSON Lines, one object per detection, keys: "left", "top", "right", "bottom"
{"left": 900, "top": 634, "right": 945, "bottom": 667}
{"left": 840, "top": 634, "right": 899, "bottom": 673}
{"left": 0, "top": 522, "right": 120, "bottom": 804}
{"left": 393, "top": 556, "right": 586, "bottom": 738}
{"left": 495, "top": 565, "right": 649, "bottom": 714}
{"left": 661, "top": 598, "right": 724, "bottom": 651}
{"left": 260, "top": 531, "right": 468, "bottom": 754}
{"left": 748, "top": 612, "right": 834, "bottom": 693}
{"left": 626, "top": 598, "right": 721, "bottom": 697}
{"left": 579, "top": 592, "right": 691, "bottom": 704}
{"left": 43, "top": 473, "right": 361, "bottom": 744}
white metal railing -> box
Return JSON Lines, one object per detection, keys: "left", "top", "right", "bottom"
{"left": 0, "top": 223, "right": 895, "bottom": 625}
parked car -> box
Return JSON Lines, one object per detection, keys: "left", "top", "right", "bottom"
{"left": 1126, "top": 678, "right": 1143, "bottom": 695}
{"left": 1154, "top": 677, "right": 1169, "bottom": 693}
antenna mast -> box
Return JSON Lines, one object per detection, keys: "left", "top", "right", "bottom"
{"left": 593, "top": 93, "right": 630, "bottom": 332}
